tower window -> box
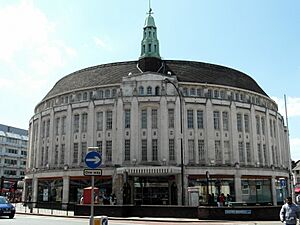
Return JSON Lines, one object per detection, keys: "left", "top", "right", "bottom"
{"left": 154, "top": 44, "right": 157, "bottom": 52}
{"left": 143, "top": 45, "right": 145, "bottom": 54}
{"left": 148, "top": 43, "right": 151, "bottom": 52}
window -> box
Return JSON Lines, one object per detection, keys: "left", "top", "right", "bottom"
{"left": 246, "top": 142, "right": 251, "bottom": 164}
{"left": 244, "top": 114, "right": 249, "bottom": 133}
{"left": 155, "top": 86, "right": 160, "bottom": 95}
{"left": 106, "top": 111, "right": 112, "bottom": 130}
{"left": 152, "top": 139, "right": 158, "bottom": 161}
{"left": 148, "top": 43, "right": 151, "bottom": 52}
{"left": 142, "top": 139, "right": 147, "bottom": 161}
{"left": 106, "top": 141, "right": 112, "bottom": 162}
{"left": 60, "top": 144, "right": 65, "bottom": 164}
{"left": 139, "top": 86, "right": 144, "bottom": 95}
{"left": 190, "top": 88, "right": 195, "bottom": 96}
{"left": 263, "top": 144, "right": 268, "bottom": 165}
{"left": 214, "top": 90, "right": 219, "bottom": 98}
{"left": 74, "top": 114, "right": 80, "bottom": 133}
{"left": 105, "top": 89, "right": 110, "bottom": 98}
{"left": 258, "top": 143, "right": 262, "bottom": 165}
{"left": 198, "top": 140, "right": 205, "bottom": 163}
{"left": 73, "top": 143, "right": 78, "bottom": 164}
{"left": 213, "top": 111, "right": 220, "bottom": 130}
{"left": 83, "top": 92, "right": 88, "bottom": 100}
{"left": 261, "top": 117, "right": 265, "bottom": 135}
{"left": 237, "top": 113, "right": 242, "bottom": 132}
{"left": 96, "top": 112, "right": 103, "bottom": 131}
{"left": 41, "top": 121, "right": 45, "bottom": 138}
{"left": 61, "top": 116, "right": 66, "bottom": 135}
{"left": 169, "top": 139, "right": 175, "bottom": 161}
{"left": 270, "top": 119, "right": 273, "bottom": 137}
{"left": 141, "top": 109, "right": 147, "bottom": 129}
{"left": 81, "top": 142, "right": 87, "bottom": 163}
{"left": 96, "top": 141, "right": 103, "bottom": 154}
{"left": 81, "top": 113, "right": 88, "bottom": 132}
{"left": 215, "top": 140, "right": 221, "bottom": 163}
{"left": 187, "top": 110, "right": 194, "bottom": 129}
{"left": 224, "top": 141, "right": 230, "bottom": 164}
{"left": 222, "top": 112, "right": 229, "bottom": 131}
{"left": 124, "top": 110, "right": 131, "bottom": 128}
{"left": 188, "top": 140, "right": 195, "bottom": 163}
{"left": 151, "top": 109, "right": 158, "bottom": 129}
{"left": 112, "top": 89, "right": 117, "bottom": 98}
{"left": 256, "top": 116, "right": 260, "bottom": 134}
{"left": 45, "top": 146, "right": 49, "bottom": 165}
{"left": 197, "top": 110, "right": 204, "bottom": 129}
{"left": 147, "top": 86, "right": 152, "bottom": 95}
{"left": 220, "top": 90, "right": 226, "bottom": 99}
{"left": 46, "top": 119, "right": 50, "bottom": 137}
{"left": 98, "top": 90, "right": 103, "bottom": 99}
{"left": 124, "top": 140, "right": 130, "bottom": 161}
{"left": 197, "top": 88, "right": 203, "bottom": 97}
{"left": 55, "top": 118, "right": 60, "bottom": 135}
{"left": 239, "top": 141, "right": 245, "bottom": 164}
{"left": 168, "top": 109, "right": 174, "bottom": 128}
{"left": 54, "top": 145, "right": 59, "bottom": 165}
{"left": 273, "top": 120, "right": 276, "bottom": 138}
{"left": 183, "top": 88, "right": 188, "bottom": 96}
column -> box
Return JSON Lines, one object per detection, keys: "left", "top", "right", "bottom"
{"left": 271, "top": 175, "right": 277, "bottom": 206}
{"left": 62, "top": 175, "right": 70, "bottom": 209}
{"left": 205, "top": 99, "right": 215, "bottom": 164}
{"left": 32, "top": 177, "right": 38, "bottom": 207}
{"left": 234, "top": 173, "right": 242, "bottom": 202}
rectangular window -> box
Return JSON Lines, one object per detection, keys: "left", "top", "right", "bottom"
{"left": 224, "top": 141, "right": 230, "bottom": 164}
{"left": 142, "top": 139, "right": 147, "bottom": 161}
{"left": 106, "top": 111, "right": 112, "bottom": 130}
{"left": 96, "top": 141, "right": 103, "bottom": 154}
{"left": 273, "top": 120, "right": 276, "bottom": 138}
{"left": 54, "top": 145, "right": 59, "bottom": 165}
{"left": 73, "top": 143, "right": 78, "bottom": 164}
{"left": 197, "top": 110, "right": 204, "bottom": 129}
{"left": 152, "top": 139, "right": 158, "bottom": 161}
{"left": 45, "top": 146, "right": 49, "bottom": 165}
{"left": 125, "top": 140, "right": 130, "bottom": 161}
{"left": 239, "top": 141, "right": 245, "bottom": 164}
{"left": 61, "top": 116, "right": 66, "bottom": 135}
{"left": 60, "top": 144, "right": 65, "bottom": 164}
{"left": 141, "top": 110, "right": 147, "bottom": 129}
{"left": 46, "top": 119, "right": 50, "bottom": 137}
{"left": 246, "top": 142, "right": 251, "bottom": 164}
{"left": 41, "top": 147, "right": 44, "bottom": 166}
{"left": 96, "top": 112, "right": 103, "bottom": 131}
{"left": 244, "top": 114, "right": 249, "bottom": 133}
{"left": 106, "top": 140, "right": 112, "bottom": 162}
{"left": 270, "top": 119, "right": 273, "bottom": 137}
{"left": 81, "top": 142, "right": 87, "bottom": 163}
{"left": 81, "top": 113, "right": 88, "bottom": 132}
{"left": 169, "top": 139, "right": 175, "bottom": 161}
{"left": 41, "top": 121, "right": 45, "bottom": 138}
{"left": 237, "top": 113, "right": 242, "bottom": 132}
{"left": 168, "top": 109, "right": 174, "bottom": 128}
{"left": 55, "top": 118, "right": 60, "bottom": 135}
{"left": 74, "top": 114, "right": 79, "bottom": 133}
{"left": 187, "top": 110, "right": 194, "bottom": 129}
{"left": 198, "top": 140, "right": 205, "bottom": 163}
{"left": 152, "top": 109, "right": 158, "bottom": 129}
{"left": 263, "top": 144, "right": 268, "bottom": 165}
{"left": 124, "top": 110, "right": 131, "bottom": 129}
{"left": 257, "top": 143, "right": 262, "bottom": 165}
{"left": 256, "top": 116, "right": 260, "bottom": 134}
{"left": 222, "top": 111, "right": 229, "bottom": 131}
{"left": 213, "top": 111, "right": 220, "bottom": 130}
{"left": 215, "top": 140, "right": 221, "bottom": 163}
{"left": 261, "top": 117, "right": 265, "bottom": 135}
{"left": 188, "top": 140, "right": 195, "bottom": 163}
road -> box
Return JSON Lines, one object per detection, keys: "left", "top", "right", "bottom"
{"left": 0, "top": 214, "right": 284, "bottom": 225}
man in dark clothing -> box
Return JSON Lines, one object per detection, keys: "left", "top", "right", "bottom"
{"left": 280, "top": 196, "right": 300, "bottom": 225}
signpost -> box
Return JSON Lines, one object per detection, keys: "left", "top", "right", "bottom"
{"left": 84, "top": 149, "right": 102, "bottom": 225}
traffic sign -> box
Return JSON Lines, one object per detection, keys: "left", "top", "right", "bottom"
{"left": 84, "top": 169, "right": 102, "bottom": 176}
{"left": 85, "top": 151, "right": 102, "bottom": 169}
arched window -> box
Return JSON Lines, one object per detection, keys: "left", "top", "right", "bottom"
{"left": 155, "top": 86, "right": 160, "bottom": 95}
{"left": 98, "top": 90, "right": 103, "bottom": 99}
{"left": 147, "top": 86, "right": 152, "bottom": 95}
{"left": 112, "top": 89, "right": 117, "bottom": 97}
{"left": 190, "top": 88, "right": 195, "bottom": 96}
{"left": 139, "top": 86, "right": 144, "bottom": 95}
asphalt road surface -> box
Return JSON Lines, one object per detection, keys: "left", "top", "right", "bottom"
{"left": 0, "top": 214, "right": 284, "bottom": 225}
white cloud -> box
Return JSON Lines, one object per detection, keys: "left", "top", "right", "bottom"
{"left": 271, "top": 96, "right": 300, "bottom": 118}
{"left": 93, "top": 36, "right": 111, "bottom": 51}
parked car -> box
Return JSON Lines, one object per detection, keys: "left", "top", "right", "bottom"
{"left": 0, "top": 196, "right": 15, "bottom": 219}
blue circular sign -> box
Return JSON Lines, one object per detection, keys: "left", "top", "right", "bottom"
{"left": 85, "top": 151, "right": 102, "bottom": 169}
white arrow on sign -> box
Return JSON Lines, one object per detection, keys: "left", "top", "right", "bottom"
{"left": 86, "top": 156, "right": 101, "bottom": 164}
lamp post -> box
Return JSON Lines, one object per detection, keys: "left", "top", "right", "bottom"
{"left": 206, "top": 171, "right": 210, "bottom": 205}
{"left": 164, "top": 78, "right": 185, "bottom": 206}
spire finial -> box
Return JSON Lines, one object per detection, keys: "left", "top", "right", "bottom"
{"left": 148, "top": 0, "right": 153, "bottom": 15}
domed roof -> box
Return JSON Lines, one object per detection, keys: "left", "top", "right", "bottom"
{"left": 43, "top": 60, "right": 267, "bottom": 101}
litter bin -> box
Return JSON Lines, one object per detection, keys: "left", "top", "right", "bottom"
{"left": 94, "top": 216, "right": 108, "bottom": 225}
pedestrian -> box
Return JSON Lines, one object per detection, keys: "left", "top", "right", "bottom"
{"left": 280, "top": 196, "right": 300, "bottom": 225}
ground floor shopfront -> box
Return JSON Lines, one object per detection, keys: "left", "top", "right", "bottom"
{"left": 23, "top": 166, "right": 290, "bottom": 206}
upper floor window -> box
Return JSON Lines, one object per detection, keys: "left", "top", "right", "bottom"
{"left": 141, "top": 109, "right": 147, "bottom": 129}
{"left": 190, "top": 88, "right": 195, "bottom": 96}
{"left": 261, "top": 117, "right": 265, "bottom": 135}
{"left": 244, "top": 114, "right": 249, "bottom": 133}
{"left": 183, "top": 88, "right": 188, "bottom": 96}
{"left": 187, "top": 110, "right": 194, "bottom": 129}
{"left": 96, "top": 112, "right": 103, "bottom": 131}
{"left": 147, "top": 86, "right": 152, "bottom": 95}
{"left": 237, "top": 113, "right": 243, "bottom": 132}
{"left": 197, "top": 110, "right": 204, "bottom": 129}
{"left": 213, "top": 111, "right": 220, "bottom": 130}
{"left": 222, "top": 111, "right": 229, "bottom": 131}
{"left": 152, "top": 109, "right": 158, "bottom": 129}
{"left": 81, "top": 113, "right": 88, "bottom": 132}
{"left": 155, "top": 86, "right": 160, "bottom": 96}
{"left": 124, "top": 110, "right": 131, "bottom": 129}
{"left": 112, "top": 89, "right": 117, "bottom": 98}
{"left": 61, "top": 116, "right": 66, "bottom": 135}
{"left": 106, "top": 111, "right": 112, "bottom": 130}
{"left": 105, "top": 89, "right": 110, "bottom": 98}
{"left": 139, "top": 86, "right": 144, "bottom": 95}
{"left": 168, "top": 109, "right": 175, "bottom": 128}
{"left": 73, "top": 114, "right": 80, "bottom": 133}
{"left": 46, "top": 119, "right": 50, "bottom": 137}
{"left": 214, "top": 90, "right": 219, "bottom": 98}
{"left": 98, "top": 90, "right": 103, "bottom": 99}
{"left": 256, "top": 116, "right": 260, "bottom": 134}
{"left": 55, "top": 117, "right": 60, "bottom": 136}
{"left": 196, "top": 88, "right": 203, "bottom": 97}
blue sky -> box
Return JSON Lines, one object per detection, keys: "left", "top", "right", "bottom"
{"left": 0, "top": 0, "right": 299, "bottom": 160}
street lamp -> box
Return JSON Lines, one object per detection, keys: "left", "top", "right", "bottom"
{"left": 164, "top": 78, "right": 185, "bottom": 206}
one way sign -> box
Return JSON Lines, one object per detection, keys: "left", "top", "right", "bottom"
{"left": 85, "top": 151, "right": 102, "bottom": 169}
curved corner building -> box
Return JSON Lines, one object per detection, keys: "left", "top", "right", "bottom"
{"left": 25, "top": 9, "right": 291, "bottom": 206}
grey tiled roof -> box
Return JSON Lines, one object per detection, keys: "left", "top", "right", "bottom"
{"left": 43, "top": 60, "right": 267, "bottom": 100}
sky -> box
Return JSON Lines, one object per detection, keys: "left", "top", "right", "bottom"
{"left": 0, "top": 0, "right": 299, "bottom": 160}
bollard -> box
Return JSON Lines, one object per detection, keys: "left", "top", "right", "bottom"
{"left": 94, "top": 216, "right": 108, "bottom": 225}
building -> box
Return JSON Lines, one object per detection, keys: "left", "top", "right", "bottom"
{"left": 0, "top": 124, "right": 28, "bottom": 179}
{"left": 292, "top": 160, "right": 300, "bottom": 195}
{"left": 24, "top": 8, "right": 291, "bottom": 206}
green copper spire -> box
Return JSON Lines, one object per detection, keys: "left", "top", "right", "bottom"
{"left": 140, "top": 7, "right": 160, "bottom": 59}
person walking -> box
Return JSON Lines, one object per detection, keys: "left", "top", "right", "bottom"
{"left": 280, "top": 196, "right": 300, "bottom": 225}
